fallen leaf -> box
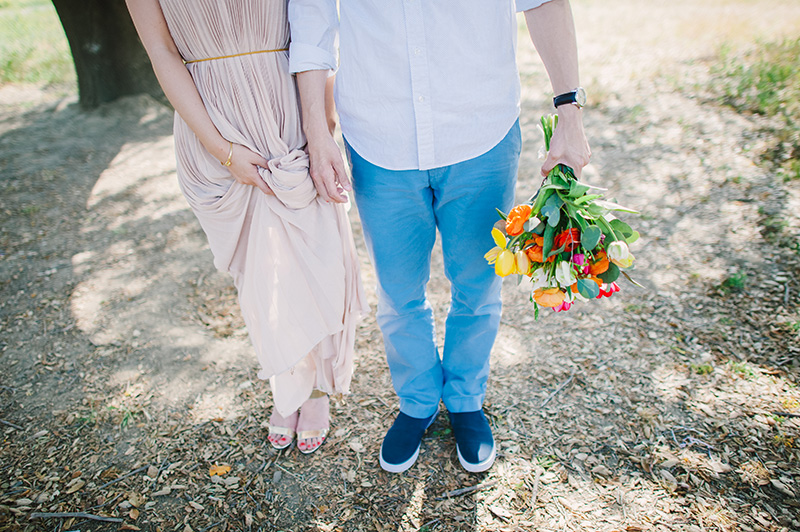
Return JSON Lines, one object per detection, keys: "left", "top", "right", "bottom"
{"left": 147, "top": 465, "right": 158, "bottom": 478}
{"left": 129, "top": 508, "right": 139, "bottom": 520}
{"left": 488, "top": 505, "right": 512, "bottom": 520}
{"left": 127, "top": 492, "right": 146, "bottom": 508}
{"left": 348, "top": 439, "right": 365, "bottom": 453}
{"left": 708, "top": 460, "right": 732, "bottom": 474}
{"left": 65, "top": 479, "right": 85, "bottom": 494}
{"left": 770, "top": 479, "right": 795, "bottom": 497}
{"left": 209, "top": 464, "right": 231, "bottom": 476}
{"left": 592, "top": 464, "right": 613, "bottom": 477}
{"left": 120, "top": 525, "right": 141, "bottom": 531}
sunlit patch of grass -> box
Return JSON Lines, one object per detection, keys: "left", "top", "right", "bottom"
{"left": 0, "top": 0, "right": 74, "bottom": 86}
{"left": 709, "top": 38, "right": 800, "bottom": 181}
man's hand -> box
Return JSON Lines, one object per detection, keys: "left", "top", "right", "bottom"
{"left": 541, "top": 105, "right": 591, "bottom": 178}
{"left": 306, "top": 131, "right": 351, "bottom": 203}
{"left": 297, "top": 69, "right": 350, "bottom": 203}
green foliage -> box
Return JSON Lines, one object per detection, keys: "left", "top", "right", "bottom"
{"left": 0, "top": 0, "right": 74, "bottom": 86}
{"left": 710, "top": 39, "right": 800, "bottom": 181}
{"left": 689, "top": 363, "right": 714, "bottom": 375}
{"left": 720, "top": 271, "right": 747, "bottom": 293}
{"left": 730, "top": 361, "right": 755, "bottom": 379}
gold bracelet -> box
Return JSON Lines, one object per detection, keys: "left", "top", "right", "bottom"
{"left": 221, "top": 141, "right": 233, "bottom": 167}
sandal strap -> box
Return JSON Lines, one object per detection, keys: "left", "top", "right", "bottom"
{"left": 297, "top": 428, "right": 328, "bottom": 440}
{"left": 269, "top": 426, "right": 296, "bottom": 438}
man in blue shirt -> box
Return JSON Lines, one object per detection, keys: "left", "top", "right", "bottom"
{"left": 290, "top": 0, "right": 591, "bottom": 473}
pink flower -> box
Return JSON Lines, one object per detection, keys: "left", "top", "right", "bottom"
{"left": 597, "top": 282, "right": 621, "bottom": 299}
{"left": 571, "top": 253, "right": 590, "bottom": 274}
{"left": 553, "top": 300, "right": 573, "bottom": 313}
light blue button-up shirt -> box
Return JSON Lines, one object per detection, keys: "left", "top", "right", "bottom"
{"left": 289, "top": 0, "right": 551, "bottom": 171}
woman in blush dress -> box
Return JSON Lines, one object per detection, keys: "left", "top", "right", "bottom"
{"left": 126, "top": 0, "right": 367, "bottom": 454}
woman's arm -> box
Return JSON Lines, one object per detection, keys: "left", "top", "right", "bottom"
{"left": 125, "top": 0, "right": 272, "bottom": 195}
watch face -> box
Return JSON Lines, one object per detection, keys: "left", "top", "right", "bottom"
{"left": 575, "top": 87, "right": 587, "bottom": 107}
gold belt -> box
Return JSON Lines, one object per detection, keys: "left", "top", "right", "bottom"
{"left": 184, "top": 47, "right": 288, "bottom": 64}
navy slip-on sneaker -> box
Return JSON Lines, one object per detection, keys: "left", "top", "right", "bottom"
{"left": 379, "top": 409, "right": 439, "bottom": 473}
{"left": 449, "top": 410, "right": 496, "bottom": 473}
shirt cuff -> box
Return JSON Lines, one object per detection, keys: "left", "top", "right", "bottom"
{"left": 288, "top": 42, "right": 337, "bottom": 74}
{"left": 516, "top": 0, "right": 552, "bottom": 12}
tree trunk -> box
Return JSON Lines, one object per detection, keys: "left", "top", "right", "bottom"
{"left": 51, "top": 0, "right": 165, "bottom": 109}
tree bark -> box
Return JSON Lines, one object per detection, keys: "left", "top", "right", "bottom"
{"left": 51, "top": 0, "right": 165, "bottom": 109}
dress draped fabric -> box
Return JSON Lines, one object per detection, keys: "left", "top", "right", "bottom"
{"left": 158, "top": 0, "right": 368, "bottom": 416}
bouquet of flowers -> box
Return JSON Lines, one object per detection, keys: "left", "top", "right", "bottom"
{"left": 485, "top": 114, "right": 640, "bottom": 318}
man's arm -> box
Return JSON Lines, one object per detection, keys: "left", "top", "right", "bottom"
{"left": 296, "top": 70, "right": 350, "bottom": 203}
{"left": 523, "top": 0, "right": 591, "bottom": 177}
{"left": 289, "top": 0, "right": 349, "bottom": 203}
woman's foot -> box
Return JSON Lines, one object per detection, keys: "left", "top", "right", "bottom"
{"left": 268, "top": 409, "right": 298, "bottom": 450}
{"left": 296, "top": 395, "right": 330, "bottom": 454}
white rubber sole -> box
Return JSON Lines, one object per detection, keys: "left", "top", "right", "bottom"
{"left": 379, "top": 443, "right": 421, "bottom": 473}
{"left": 457, "top": 443, "right": 496, "bottom": 473}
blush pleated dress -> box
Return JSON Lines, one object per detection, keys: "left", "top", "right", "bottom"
{"left": 158, "top": 0, "right": 368, "bottom": 416}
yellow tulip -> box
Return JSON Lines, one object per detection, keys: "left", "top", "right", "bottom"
{"left": 491, "top": 227, "right": 507, "bottom": 249}
{"left": 515, "top": 250, "right": 531, "bottom": 275}
{"left": 484, "top": 247, "right": 501, "bottom": 264}
{"left": 495, "top": 249, "right": 515, "bottom": 277}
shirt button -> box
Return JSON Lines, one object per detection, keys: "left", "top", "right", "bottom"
{"left": 414, "top": 48, "right": 421, "bottom": 55}
{"left": 418, "top": 96, "right": 424, "bottom": 102}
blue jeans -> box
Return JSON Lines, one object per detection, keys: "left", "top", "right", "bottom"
{"left": 346, "top": 120, "right": 521, "bottom": 418}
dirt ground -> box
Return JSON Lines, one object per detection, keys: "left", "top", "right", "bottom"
{"left": 1, "top": 1, "right": 800, "bottom": 531}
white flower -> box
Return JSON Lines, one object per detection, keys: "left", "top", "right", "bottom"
{"left": 555, "top": 261, "right": 577, "bottom": 288}
{"left": 530, "top": 267, "right": 551, "bottom": 291}
{"left": 607, "top": 241, "right": 634, "bottom": 268}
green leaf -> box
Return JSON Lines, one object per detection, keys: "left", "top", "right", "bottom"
{"left": 609, "top": 219, "right": 640, "bottom": 245}
{"left": 593, "top": 199, "right": 639, "bottom": 214}
{"left": 598, "top": 263, "right": 620, "bottom": 283}
{"left": 581, "top": 225, "right": 602, "bottom": 250}
{"left": 621, "top": 270, "right": 645, "bottom": 289}
{"left": 550, "top": 169, "right": 569, "bottom": 189}
{"left": 568, "top": 179, "right": 590, "bottom": 198}
{"left": 495, "top": 208, "right": 508, "bottom": 221}
{"left": 547, "top": 243, "right": 567, "bottom": 259}
{"left": 532, "top": 188, "right": 554, "bottom": 214}
{"left": 573, "top": 194, "right": 604, "bottom": 206}
{"left": 557, "top": 163, "right": 576, "bottom": 180}
{"left": 598, "top": 217, "right": 618, "bottom": 243}
{"left": 543, "top": 223, "right": 556, "bottom": 258}
{"left": 541, "top": 194, "right": 563, "bottom": 227}
{"left": 577, "top": 278, "right": 600, "bottom": 299}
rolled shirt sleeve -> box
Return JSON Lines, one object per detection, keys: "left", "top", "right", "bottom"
{"left": 288, "top": 0, "right": 339, "bottom": 73}
{"left": 516, "top": 0, "right": 552, "bottom": 12}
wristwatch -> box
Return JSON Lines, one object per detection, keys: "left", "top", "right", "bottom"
{"left": 553, "top": 87, "right": 586, "bottom": 108}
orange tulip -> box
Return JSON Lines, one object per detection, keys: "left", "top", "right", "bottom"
{"left": 505, "top": 205, "right": 532, "bottom": 236}
{"left": 533, "top": 288, "right": 566, "bottom": 308}
{"left": 589, "top": 250, "right": 609, "bottom": 276}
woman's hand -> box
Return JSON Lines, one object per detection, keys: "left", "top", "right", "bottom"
{"left": 225, "top": 143, "right": 273, "bottom": 196}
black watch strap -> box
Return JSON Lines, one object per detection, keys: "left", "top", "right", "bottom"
{"left": 553, "top": 87, "right": 586, "bottom": 108}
